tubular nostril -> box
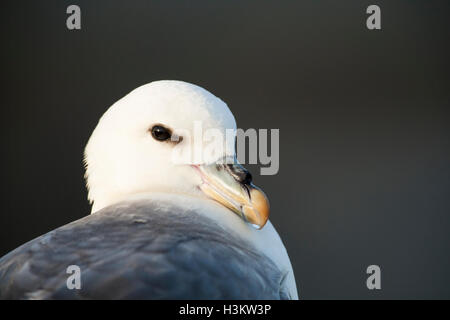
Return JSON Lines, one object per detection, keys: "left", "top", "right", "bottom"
{"left": 242, "top": 170, "right": 252, "bottom": 185}
{"left": 226, "top": 164, "right": 253, "bottom": 185}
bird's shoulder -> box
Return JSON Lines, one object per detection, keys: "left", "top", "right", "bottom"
{"left": 0, "top": 200, "right": 290, "bottom": 299}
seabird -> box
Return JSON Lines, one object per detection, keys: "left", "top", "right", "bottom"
{"left": 0, "top": 80, "right": 298, "bottom": 299}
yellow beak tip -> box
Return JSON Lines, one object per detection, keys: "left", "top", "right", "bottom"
{"left": 246, "top": 187, "right": 270, "bottom": 229}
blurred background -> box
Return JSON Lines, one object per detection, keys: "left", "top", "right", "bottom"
{"left": 1, "top": 0, "right": 449, "bottom": 299}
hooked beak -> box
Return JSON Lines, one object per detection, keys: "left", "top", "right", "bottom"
{"left": 193, "top": 160, "right": 270, "bottom": 229}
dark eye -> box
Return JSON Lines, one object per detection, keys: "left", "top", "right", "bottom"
{"left": 151, "top": 125, "right": 171, "bottom": 141}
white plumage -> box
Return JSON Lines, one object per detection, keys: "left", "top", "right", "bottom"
{"left": 0, "top": 80, "right": 298, "bottom": 300}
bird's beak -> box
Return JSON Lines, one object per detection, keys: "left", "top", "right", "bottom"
{"left": 193, "top": 161, "right": 270, "bottom": 229}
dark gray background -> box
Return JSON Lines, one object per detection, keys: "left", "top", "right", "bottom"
{"left": 1, "top": 0, "right": 449, "bottom": 299}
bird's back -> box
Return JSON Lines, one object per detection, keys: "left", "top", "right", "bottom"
{"left": 0, "top": 200, "right": 290, "bottom": 299}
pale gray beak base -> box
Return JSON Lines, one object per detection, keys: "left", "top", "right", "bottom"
{"left": 194, "top": 161, "right": 270, "bottom": 229}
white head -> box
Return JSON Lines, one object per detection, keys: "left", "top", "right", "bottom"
{"left": 84, "top": 80, "right": 269, "bottom": 228}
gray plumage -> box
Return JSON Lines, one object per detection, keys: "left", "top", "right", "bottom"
{"left": 0, "top": 200, "right": 290, "bottom": 299}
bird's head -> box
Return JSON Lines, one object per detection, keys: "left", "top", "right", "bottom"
{"left": 84, "top": 80, "right": 269, "bottom": 229}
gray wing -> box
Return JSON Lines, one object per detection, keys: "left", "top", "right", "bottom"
{"left": 0, "top": 201, "right": 290, "bottom": 299}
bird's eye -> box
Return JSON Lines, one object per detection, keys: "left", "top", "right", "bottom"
{"left": 151, "top": 125, "right": 172, "bottom": 141}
